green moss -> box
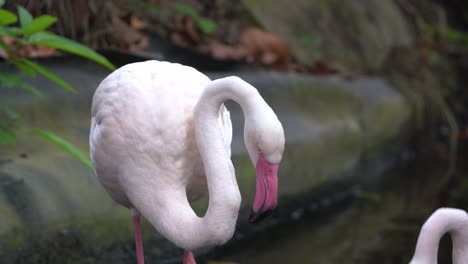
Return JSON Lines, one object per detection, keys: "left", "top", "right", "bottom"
{"left": 1, "top": 228, "right": 27, "bottom": 252}
{"left": 362, "top": 99, "right": 411, "bottom": 154}
{"left": 287, "top": 83, "right": 360, "bottom": 120}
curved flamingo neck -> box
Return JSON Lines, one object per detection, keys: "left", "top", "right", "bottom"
{"left": 137, "top": 76, "right": 268, "bottom": 251}
{"left": 194, "top": 76, "right": 266, "bottom": 222}
{"left": 410, "top": 208, "right": 468, "bottom": 264}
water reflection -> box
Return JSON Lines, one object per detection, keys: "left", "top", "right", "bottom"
{"left": 205, "top": 154, "right": 458, "bottom": 264}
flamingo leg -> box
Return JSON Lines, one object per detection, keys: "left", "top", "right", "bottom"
{"left": 183, "top": 251, "right": 196, "bottom": 264}
{"left": 131, "top": 209, "right": 145, "bottom": 264}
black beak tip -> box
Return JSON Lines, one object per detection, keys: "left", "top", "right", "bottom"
{"left": 248, "top": 209, "right": 273, "bottom": 224}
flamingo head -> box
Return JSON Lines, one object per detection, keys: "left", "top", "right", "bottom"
{"left": 245, "top": 112, "right": 285, "bottom": 223}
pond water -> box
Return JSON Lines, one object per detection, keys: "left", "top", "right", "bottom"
{"left": 3, "top": 150, "right": 458, "bottom": 264}
{"left": 204, "top": 153, "right": 459, "bottom": 264}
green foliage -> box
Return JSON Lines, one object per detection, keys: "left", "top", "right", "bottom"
{"left": 17, "top": 6, "right": 32, "bottom": 29}
{"left": 139, "top": 0, "right": 161, "bottom": 13}
{"left": 444, "top": 28, "right": 468, "bottom": 47}
{"left": 356, "top": 190, "right": 382, "bottom": 203}
{"left": 25, "top": 15, "right": 57, "bottom": 36}
{"left": 0, "top": 5, "right": 115, "bottom": 95}
{"left": 302, "top": 35, "right": 321, "bottom": 62}
{"left": 421, "top": 22, "right": 468, "bottom": 53}
{"left": 18, "top": 58, "right": 76, "bottom": 93}
{"left": 0, "top": 72, "right": 41, "bottom": 96}
{"left": 0, "top": 5, "right": 108, "bottom": 171}
{"left": 197, "top": 18, "right": 217, "bottom": 34}
{"left": 173, "top": 3, "right": 217, "bottom": 34}
{"left": 0, "top": 9, "right": 17, "bottom": 26}
{"left": 0, "top": 126, "right": 15, "bottom": 144}
{"left": 0, "top": 104, "right": 18, "bottom": 145}
{"left": 29, "top": 32, "right": 114, "bottom": 70}
{"left": 0, "top": 105, "right": 19, "bottom": 120}
{"left": 32, "top": 129, "right": 94, "bottom": 171}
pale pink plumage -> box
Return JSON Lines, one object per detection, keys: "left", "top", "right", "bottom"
{"left": 90, "top": 60, "right": 285, "bottom": 263}
{"left": 410, "top": 208, "right": 468, "bottom": 264}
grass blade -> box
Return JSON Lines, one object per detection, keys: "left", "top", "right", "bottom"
{"left": 0, "top": 9, "right": 17, "bottom": 26}
{"left": 20, "top": 59, "right": 76, "bottom": 93}
{"left": 0, "top": 72, "right": 42, "bottom": 96}
{"left": 29, "top": 32, "right": 115, "bottom": 70}
{"left": 17, "top": 5, "right": 33, "bottom": 29}
{"left": 25, "top": 15, "right": 57, "bottom": 36}
{"left": 174, "top": 3, "right": 198, "bottom": 17}
{"left": 14, "top": 59, "right": 37, "bottom": 77}
{"left": 17, "top": 81, "right": 42, "bottom": 96}
{"left": 197, "top": 17, "right": 217, "bottom": 34}
{"left": 0, "top": 126, "right": 15, "bottom": 144}
{"left": 0, "top": 36, "right": 10, "bottom": 54}
{"left": 32, "top": 128, "right": 94, "bottom": 171}
{"left": 0, "top": 105, "right": 19, "bottom": 120}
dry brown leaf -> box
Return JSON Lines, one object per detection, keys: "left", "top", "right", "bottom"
{"left": 183, "top": 17, "right": 200, "bottom": 44}
{"left": 0, "top": 36, "right": 58, "bottom": 59}
{"left": 206, "top": 40, "right": 246, "bottom": 60}
{"left": 130, "top": 16, "right": 147, "bottom": 30}
{"left": 114, "top": 19, "right": 149, "bottom": 52}
{"left": 170, "top": 15, "right": 202, "bottom": 48}
{"left": 237, "top": 27, "right": 293, "bottom": 68}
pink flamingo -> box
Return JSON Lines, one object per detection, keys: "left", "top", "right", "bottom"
{"left": 89, "top": 60, "right": 285, "bottom": 264}
{"left": 410, "top": 208, "right": 468, "bottom": 264}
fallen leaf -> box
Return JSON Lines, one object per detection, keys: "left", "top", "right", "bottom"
{"left": 204, "top": 40, "right": 246, "bottom": 60}
{"left": 113, "top": 19, "right": 149, "bottom": 52}
{"left": 130, "top": 15, "right": 147, "bottom": 30}
{"left": 0, "top": 36, "right": 59, "bottom": 59}
{"left": 237, "top": 27, "right": 293, "bottom": 68}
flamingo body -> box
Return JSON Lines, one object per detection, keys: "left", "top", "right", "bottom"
{"left": 90, "top": 60, "right": 284, "bottom": 263}
{"left": 91, "top": 61, "right": 228, "bottom": 206}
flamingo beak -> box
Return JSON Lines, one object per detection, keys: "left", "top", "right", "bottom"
{"left": 248, "top": 154, "right": 278, "bottom": 223}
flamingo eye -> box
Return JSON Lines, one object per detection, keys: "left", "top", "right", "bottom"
{"left": 257, "top": 147, "right": 262, "bottom": 153}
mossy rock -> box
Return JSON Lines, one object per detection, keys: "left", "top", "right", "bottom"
{"left": 241, "top": 0, "right": 444, "bottom": 73}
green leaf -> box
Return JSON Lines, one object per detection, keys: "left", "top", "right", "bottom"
{"left": 138, "top": 0, "right": 161, "bottom": 13}
{"left": 0, "top": 37, "right": 10, "bottom": 54}
{"left": 17, "top": 81, "right": 42, "bottom": 96}
{"left": 174, "top": 3, "right": 198, "bottom": 17}
{"left": 0, "top": 0, "right": 5, "bottom": 8}
{"left": 0, "top": 73, "right": 22, "bottom": 87}
{"left": 0, "top": 25, "right": 7, "bottom": 35}
{"left": 19, "top": 59, "right": 76, "bottom": 93}
{"left": 196, "top": 17, "right": 217, "bottom": 34}
{"left": 32, "top": 128, "right": 94, "bottom": 171}
{"left": 173, "top": 3, "right": 216, "bottom": 34}
{"left": 0, "top": 73, "right": 42, "bottom": 96}
{"left": 444, "top": 29, "right": 468, "bottom": 43}
{"left": 25, "top": 15, "right": 57, "bottom": 36}
{"left": 7, "top": 27, "right": 24, "bottom": 36}
{"left": 29, "top": 32, "right": 115, "bottom": 70}
{"left": 0, "top": 25, "right": 14, "bottom": 38}
{"left": 14, "top": 60, "right": 37, "bottom": 77}
{"left": 0, "top": 126, "right": 16, "bottom": 144}
{"left": 17, "top": 5, "right": 33, "bottom": 29}
{"left": 0, "top": 105, "right": 19, "bottom": 120}
{"left": 0, "top": 9, "right": 18, "bottom": 26}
